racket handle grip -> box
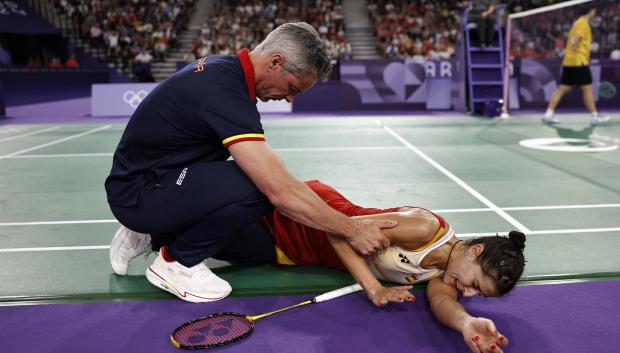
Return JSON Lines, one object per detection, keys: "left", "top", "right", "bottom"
{"left": 314, "top": 284, "right": 363, "bottom": 303}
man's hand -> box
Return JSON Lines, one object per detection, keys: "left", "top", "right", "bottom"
{"left": 366, "top": 284, "right": 415, "bottom": 307}
{"left": 346, "top": 220, "right": 396, "bottom": 255}
{"left": 462, "top": 317, "right": 509, "bottom": 353}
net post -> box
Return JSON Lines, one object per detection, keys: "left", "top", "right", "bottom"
{"left": 501, "top": 0, "right": 594, "bottom": 119}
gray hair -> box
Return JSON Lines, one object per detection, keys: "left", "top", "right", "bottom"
{"left": 255, "top": 22, "right": 332, "bottom": 81}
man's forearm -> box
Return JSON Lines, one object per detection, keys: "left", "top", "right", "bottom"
{"left": 229, "top": 141, "right": 358, "bottom": 239}
{"left": 271, "top": 179, "right": 357, "bottom": 239}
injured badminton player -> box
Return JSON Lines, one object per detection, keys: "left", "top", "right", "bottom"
{"left": 112, "top": 180, "right": 525, "bottom": 353}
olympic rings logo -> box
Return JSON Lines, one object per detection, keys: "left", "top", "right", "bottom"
{"left": 123, "top": 90, "right": 149, "bottom": 109}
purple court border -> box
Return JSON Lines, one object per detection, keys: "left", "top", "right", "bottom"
{"left": 0, "top": 280, "right": 618, "bottom": 353}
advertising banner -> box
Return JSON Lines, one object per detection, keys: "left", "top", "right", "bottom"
{"left": 514, "top": 59, "right": 620, "bottom": 109}
{"left": 340, "top": 59, "right": 454, "bottom": 110}
{"left": 91, "top": 83, "right": 291, "bottom": 117}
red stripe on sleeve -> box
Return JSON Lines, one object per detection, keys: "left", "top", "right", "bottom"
{"left": 223, "top": 137, "right": 265, "bottom": 148}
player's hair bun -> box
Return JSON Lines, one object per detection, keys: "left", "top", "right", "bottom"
{"left": 508, "top": 231, "right": 526, "bottom": 252}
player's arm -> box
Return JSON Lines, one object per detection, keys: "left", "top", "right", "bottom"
{"left": 325, "top": 210, "right": 438, "bottom": 306}
{"left": 571, "top": 33, "right": 581, "bottom": 50}
{"left": 229, "top": 140, "right": 396, "bottom": 255}
{"left": 427, "top": 278, "right": 508, "bottom": 353}
{"left": 570, "top": 20, "right": 587, "bottom": 51}
{"left": 326, "top": 231, "right": 414, "bottom": 307}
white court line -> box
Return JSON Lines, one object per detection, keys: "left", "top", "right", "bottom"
{"left": 276, "top": 146, "right": 406, "bottom": 152}
{"left": 0, "top": 126, "right": 61, "bottom": 143}
{"left": 0, "top": 245, "right": 109, "bottom": 253}
{"left": 1, "top": 226, "right": 618, "bottom": 253}
{"left": 434, "top": 203, "right": 620, "bottom": 213}
{"left": 6, "top": 153, "right": 114, "bottom": 159}
{"left": 0, "top": 220, "right": 118, "bottom": 226}
{"left": 458, "top": 227, "right": 620, "bottom": 239}
{"left": 504, "top": 204, "right": 620, "bottom": 211}
{"left": 2, "top": 146, "right": 407, "bottom": 159}
{"left": 380, "top": 122, "right": 531, "bottom": 233}
{"left": 2, "top": 203, "right": 620, "bottom": 226}
{"left": 0, "top": 125, "right": 111, "bottom": 159}
{"left": 434, "top": 208, "right": 497, "bottom": 213}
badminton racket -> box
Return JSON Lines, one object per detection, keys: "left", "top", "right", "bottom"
{"left": 170, "top": 283, "right": 363, "bottom": 350}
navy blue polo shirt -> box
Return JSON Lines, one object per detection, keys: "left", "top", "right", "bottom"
{"left": 105, "top": 49, "right": 265, "bottom": 207}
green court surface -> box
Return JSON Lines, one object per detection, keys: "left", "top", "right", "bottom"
{"left": 1, "top": 114, "right": 619, "bottom": 303}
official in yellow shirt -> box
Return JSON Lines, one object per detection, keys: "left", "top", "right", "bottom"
{"left": 562, "top": 13, "right": 592, "bottom": 67}
{"left": 542, "top": 5, "right": 610, "bottom": 126}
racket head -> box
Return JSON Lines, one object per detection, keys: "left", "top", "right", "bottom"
{"left": 170, "top": 312, "right": 255, "bottom": 350}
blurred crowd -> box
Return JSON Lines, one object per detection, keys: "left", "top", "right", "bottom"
{"left": 53, "top": 0, "right": 194, "bottom": 80}
{"left": 47, "top": 0, "right": 619, "bottom": 75}
{"left": 368, "top": 0, "right": 467, "bottom": 60}
{"left": 509, "top": 0, "right": 620, "bottom": 60}
{"left": 184, "top": 0, "right": 351, "bottom": 62}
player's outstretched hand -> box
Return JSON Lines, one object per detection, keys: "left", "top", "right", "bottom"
{"left": 347, "top": 220, "right": 396, "bottom": 255}
{"left": 462, "top": 317, "right": 509, "bottom": 353}
{"left": 367, "top": 285, "right": 415, "bottom": 307}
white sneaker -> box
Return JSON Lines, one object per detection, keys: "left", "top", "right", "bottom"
{"left": 110, "top": 225, "right": 150, "bottom": 275}
{"left": 542, "top": 116, "right": 560, "bottom": 125}
{"left": 590, "top": 116, "right": 611, "bottom": 126}
{"left": 146, "top": 247, "right": 232, "bottom": 303}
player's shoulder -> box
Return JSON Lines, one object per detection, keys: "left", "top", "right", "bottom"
{"left": 574, "top": 17, "right": 589, "bottom": 29}
{"left": 396, "top": 208, "right": 442, "bottom": 246}
{"left": 205, "top": 54, "right": 240, "bottom": 69}
{"left": 179, "top": 55, "right": 245, "bottom": 85}
{"left": 399, "top": 208, "right": 440, "bottom": 228}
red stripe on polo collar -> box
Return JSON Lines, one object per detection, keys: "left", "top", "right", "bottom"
{"left": 237, "top": 48, "right": 256, "bottom": 103}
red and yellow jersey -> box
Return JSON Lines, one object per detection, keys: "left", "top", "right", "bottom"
{"left": 260, "top": 180, "right": 446, "bottom": 273}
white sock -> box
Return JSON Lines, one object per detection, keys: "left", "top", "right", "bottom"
{"left": 544, "top": 108, "right": 554, "bottom": 118}
{"left": 591, "top": 111, "right": 598, "bottom": 119}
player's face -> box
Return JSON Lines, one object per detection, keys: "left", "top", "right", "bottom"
{"left": 257, "top": 54, "right": 317, "bottom": 103}
{"left": 442, "top": 244, "right": 498, "bottom": 297}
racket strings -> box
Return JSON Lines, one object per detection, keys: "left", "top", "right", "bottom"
{"left": 172, "top": 314, "right": 253, "bottom": 348}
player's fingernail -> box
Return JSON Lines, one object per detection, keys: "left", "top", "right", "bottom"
{"left": 471, "top": 337, "right": 476, "bottom": 342}
{"left": 490, "top": 344, "right": 497, "bottom": 350}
